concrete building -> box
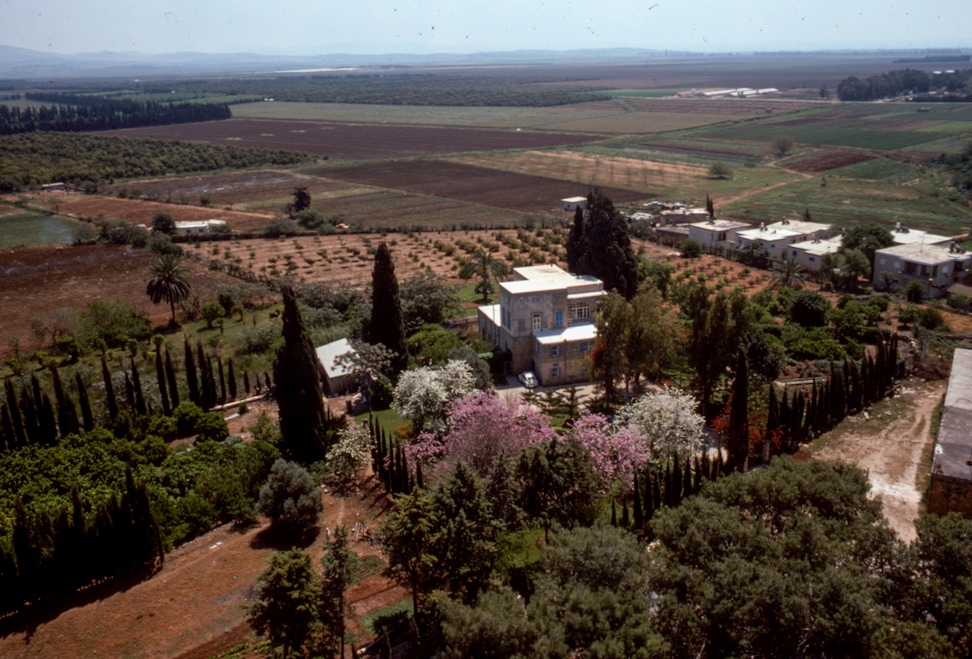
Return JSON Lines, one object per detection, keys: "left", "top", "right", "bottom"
{"left": 736, "top": 219, "right": 832, "bottom": 262}
{"left": 174, "top": 219, "right": 228, "bottom": 236}
{"left": 315, "top": 338, "right": 358, "bottom": 394}
{"left": 787, "top": 236, "right": 843, "bottom": 271}
{"left": 687, "top": 219, "right": 751, "bottom": 250}
{"left": 477, "top": 265, "right": 604, "bottom": 386}
{"left": 889, "top": 223, "right": 953, "bottom": 247}
{"left": 872, "top": 242, "right": 971, "bottom": 298}
{"left": 928, "top": 349, "right": 972, "bottom": 517}
{"left": 560, "top": 197, "right": 587, "bottom": 211}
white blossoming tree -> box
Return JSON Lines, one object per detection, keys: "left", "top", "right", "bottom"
{"left": 393, "top": 360, "right": 475, "bottom": 432}
{"left": 326, "top": 420, "right": 373, "bottom": 486}
{"left": 615, "top": 387, "right": 705, "bottom": 461}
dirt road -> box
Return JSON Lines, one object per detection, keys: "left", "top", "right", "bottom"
{"left": 798, "top": 377, "right": 946, "bottom": 543}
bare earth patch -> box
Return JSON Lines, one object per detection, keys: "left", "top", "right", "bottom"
{"left": 796, "top": 377, "right": 947, "bottom": 542}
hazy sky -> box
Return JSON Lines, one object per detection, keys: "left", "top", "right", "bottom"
{"left": 1, "top": 0, "right": 968, "bottom": 55}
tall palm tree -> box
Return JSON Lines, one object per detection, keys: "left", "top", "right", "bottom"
{"left": 458, "top": 249, "right": 509, "bottom": 304}
{"left": 146, "top": 254, "right": 191, "bottom": 326}
{"left": 769, "top": 255, "right": 807, "bottom": 290}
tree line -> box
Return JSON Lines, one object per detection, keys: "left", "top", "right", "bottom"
{"left": 0, "top": 131, "right": 313, "bottom": 191}
{"left": 131, "top": 74, "right": 610, "bottom": 107}
{"left": 0, "top": 96, "right": 230, "bottom": 135}
{"left": 836, "top": 67, "right": 972, "bottom": 101}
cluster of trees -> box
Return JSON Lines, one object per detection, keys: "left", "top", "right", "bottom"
{"left": 836, "top": 68, "right": 932, "bottom": 100}
{"left": 763, "top": 335, "right": 898, "bottom": 447}
{"left": 371, "top": 454, "right": 972, "bottom": 658}
{"left": 132, "top": 75, "right": 611, "bottom": 107}
{"left": 0, "top": 97, "right": 231, "bottom": 135}
{"left": 0, "top": 132, "right": 313, "bottom": 191}
{"left": 566, "top": 189, "right": 640, "bottom": 299}
{"left": 941, "top": 141, "right": 972, "bottom": 200}
{"left": 0, "top": 466, "right": 163, "bottom": 614}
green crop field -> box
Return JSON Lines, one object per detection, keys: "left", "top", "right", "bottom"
{"left": 725, "top": 176, "right": 972, "bottom": 235}
{"left": 0, "top": 212, "right": 77, "bottom": 248}
{"left": 702, "top": 123, "right": 943, "bottom": 150}
{"left": 825, "top": 159, "right": 917, "bottom": 181}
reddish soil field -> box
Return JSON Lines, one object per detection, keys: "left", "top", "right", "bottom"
{"left": 315, "top": 160, "right": 649, "bottom": 215}
{"left": 55, "top": 195, "right": 273, "bottom": 231}
{"left": 101, "top": 119, "right": 605, "bottom": 161}
{"left": 0, "top": 451, "right": 401, "bottom": 659}
{"left": 0, "top": 244, "right": 235, "bottom": 355}
{"left": 110, "top": 170, "right": 354, "bottom": 209}
{"left": 785, "top": 150, "right": 878, "bottom": 173}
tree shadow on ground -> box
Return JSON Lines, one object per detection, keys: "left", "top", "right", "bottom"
{"left": 249, "top": 523, "right": 320, "bottom": 551}
{"left": 0, "top": 566, "right": 160, "bottom": 644}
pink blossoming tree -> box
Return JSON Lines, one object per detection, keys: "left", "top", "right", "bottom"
{"left": 568, "top": 412, "right": 649, "bottom": 494}
{"left": 405, "top": 391, "right": 556, "bottom": 479}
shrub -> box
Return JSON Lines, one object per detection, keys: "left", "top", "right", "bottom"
{"left": 680, "top": 239, "right": 703, "bottom": 258}
{"left": 905, "top": 280, "right": 925, "bottom": 303}
{"left": 787, "top": 289, "right": 830, "bottom": 328}
{"left": 173, "top": 402, "right": 204, "bottom": 437}
{"left": 196, "top": 412, "right": 230, "bottom": 443}
{"left": 257, "top": 459, "right": 322, "bottom": 535}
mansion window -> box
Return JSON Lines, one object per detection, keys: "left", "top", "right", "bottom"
{"left": 569, "top": 304, "right": 591, "bottom": 320}
{"left": 532, "top": 313, "right": 542, "bottom": 331}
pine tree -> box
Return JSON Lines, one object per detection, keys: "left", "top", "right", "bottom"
{"left": 368, "top": 242, "right": 407, "bottom": 378}
{"left": 274, "top": 284, "right": 329, "bottom": 463}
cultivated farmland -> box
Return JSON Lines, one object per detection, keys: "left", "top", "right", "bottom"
{"left": 315, "top": 160, "right": 649, "bottom": 214}
{"left": 103, "top": 118, "right": 606, "bottom": 160}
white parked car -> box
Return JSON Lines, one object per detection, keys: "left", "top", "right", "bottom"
{"left": 518, "top": 371, "right": 537, "bottom": 388}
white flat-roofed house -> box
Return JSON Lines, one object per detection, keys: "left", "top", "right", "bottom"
{"left": 889, "top": 223, "right": 953, "bottom": 247}
{"left": 873, "top": 242, "right": 971, "bottom": 298}
{"left": 787, "top": 236, "right": 843, "bottom": 271}
{"left": 477, "top": 264, "right": 604, "bottom": 385}
{"left": 736, "top": 219, "right": 832, "bottom": 262}
{"left": 174, "top": 219, "right": 228, "bottom": 236}
{"left": 687, "top": 219, "right": 751, "bottom": 250}
{"left": 561, "top": 197, "right": 588, "bottom": 211}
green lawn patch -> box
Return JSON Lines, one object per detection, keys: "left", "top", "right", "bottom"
{"left": 360, "top": 598, "right": 412, "bottom": 637}
{"left": 0, "top": 212, "right": 76, "bottom": 248}
{"left": 355, "top": 407, "right": 405, "bottom": 437}
{"left": 826, "top": 159, "right": 917, "bottom": 181}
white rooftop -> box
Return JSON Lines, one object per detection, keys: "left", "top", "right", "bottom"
{"left": 890, "top": 227, "right": 953, "bottom": 246}
{"left": 315, "top": 338, "right": 357, "bottom": 379}
{"left": 689, "top": 219, "right": 750, "bottom": 231}
{"left": 876, "top": 242, "right": 971, "bottom": 266}
{"left": 790, "top": 236, "right": 843, "bottom": 257}
{"left": 534, "top": 322, "right": 598, "bottom": 344}
{"left": 738, "top": 219, "right": 830, "bottom": 242}
{"left": 503, "top": 265, "right": 603, "bottom": 295}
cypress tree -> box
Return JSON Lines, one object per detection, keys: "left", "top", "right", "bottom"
{"left": 620, "top": 498, "right": 629, "bottom": 528}
{"left": 155, "top": 347, "right": 170, "bottom": 416}
{"left": 728, "top": 351, "right": 749, "bottom": 467}
{"left": 164, "top": 348, "right": 180, "bottom": 409}
{"left": 683, "top": 459, "right": 694, "bottom": 498}
{"left": 0, "top": 403, "right": 13, "bottom": 451}
{"left": 5, "top": 379, "right": 26, "bottom": 447}
{"left": 123, "top": 373, "right": 136, "bottom": 411}
{"left": 610, "top": 498, "right": 617, "bottom": 526}
{"left": 632, "top": 471, "right": 644, "bottom": 530}
{"left": 131, "top": 356, "right": 146, "bottom": 415}
{"left": 227, "top": 358, "right": 237, "bottom": 401}
{"left": 102, "top": 355, "right": 118, "bottom": 420}
{"left": 644, "top": 470, "right": 655, "bottom": 521}
{"left": 243, "top": 370, "right": 251, "bottom": 396}
{"left": 76, "top": 371, "right": 93, "bottom": 433}
{"left": 652, "top": 470, "right": 662, "bottom": 511}
{"left": 20, "top": 384, "right": 40, "bottom": 445}
{"left": 217, "top": 357, "right": 227, "bottom": 405}
{"left": 273, "top": 284, "right": 329, "bottom": 463}
{"left": 184, "top": 336, "right": 200, "bottom": 406}
{"left": 368, "top": 242, "right": 407, "bottom": 378}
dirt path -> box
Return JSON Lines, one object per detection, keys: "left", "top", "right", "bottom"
{"left": 0, "top": 474, "right": 399, "bottom": 658}
{"left": 797, "top": 378, "right": 946, "bottom": 543}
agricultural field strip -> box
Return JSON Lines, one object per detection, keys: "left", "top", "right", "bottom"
{"left": 105, "top": 118, "right": 607, "bottom": 161}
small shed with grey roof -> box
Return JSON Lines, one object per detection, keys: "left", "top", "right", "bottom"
{"left": 928, "top": 349, "right": 972, "bottom": 517}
